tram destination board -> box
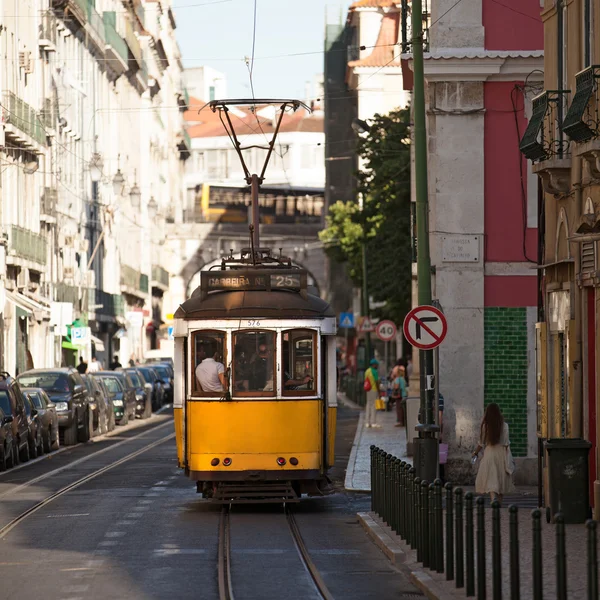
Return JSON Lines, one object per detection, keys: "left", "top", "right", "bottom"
{"left": 200, "top": 269, "right": 307, "bottom": 298}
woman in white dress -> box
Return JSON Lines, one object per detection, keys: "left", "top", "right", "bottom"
{"left": 472, "top": 403, "right": 515, "bottom": 504}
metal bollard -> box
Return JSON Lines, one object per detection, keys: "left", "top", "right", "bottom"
{"left": 455, "top": 487, "right": 465, "bottom": 589}
{"left": 373, "top": 449, "right": 380, "bottom": 515}
{"left": 399, "top": 461, "right": 406, "bottom": 538}
{"left": 435, "top": 479, "right": 444, "bottom": 574}
{"left": 587, "top": 520, "right": 598, "bottom": 600}
{"left": 429, "top": 483, "right": 436, "bottom": 570}
{"left": 555, "top": 512, "right": 567, "bottom": 600}
{"left": 382, "top": 453, "right": 388, "bottom": 524}
{"left": 531, "top": 509, "right": 543, "bottom": 600}
{"left": 390, "top": 458, "right": 398, "bottom": 532}
{"left": 370, "top": 445, "right": 376, "bottom": 512}
{"left": 415, "top": 476, "right": 422, "bottom": 561}
{"left": 491, "top": 500, "right": 501, "bottom": 600}
{"left": 387, "top": 454, "right": 393, "bottom": 526}
{"left": 476, "top": 496, "right": 486, "bottom": 600}
{"left": 465, "top": 491, "right": 475, "bottom": 597}
{"left": 394, "top": 459, "right": 401, "bottom": 534}
{"left": 422, "top": 480, "right": 430, "bottom": 567}
{"left": 408, "top": 467, "right": 416, "bottom": 548}
{"left": 509, "top": 505, "right": 520, "bottom": 600}
{"left": 446, "top": 482, "right": 454, "bottom": 581}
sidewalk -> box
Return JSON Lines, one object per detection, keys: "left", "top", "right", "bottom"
{"left": 342, "top": 394, "right": 411, "bottom": 492}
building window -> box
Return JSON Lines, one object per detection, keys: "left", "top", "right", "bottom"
{"left": 209, "top": 86, "right": 216, "bottom": 101}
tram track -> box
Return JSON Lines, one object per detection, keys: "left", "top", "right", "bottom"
{"left": 0, "top": 428, "right": 175, "bottom": 540}
{"left": 218, "top": 505, "right": 334, "bottom": 600}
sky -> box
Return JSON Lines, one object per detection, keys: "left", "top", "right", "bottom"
{"left": 172, "top": 0, "right": 352, "bottom": 100}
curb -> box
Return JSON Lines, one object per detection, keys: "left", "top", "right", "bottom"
{"left": 344, "top": 411, "right": 367, "bottom": 492}
{"left": 357, "top": 512, "right": 406, "bottom": 564}
{"left": 358, "top": 510, "right": 463, "bottom": 600}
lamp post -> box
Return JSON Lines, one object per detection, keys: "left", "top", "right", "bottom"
{"left": 89, "top": 153, "right": 104, "bottom": 291}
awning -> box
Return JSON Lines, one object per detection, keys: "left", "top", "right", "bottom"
{"left": 62, "top": 340, "right": 80, "bottom": 351}
{"left": 91, "top": 335, "right": 105, "bottom": 352}
{"left": 5, "top": 290, "right": 51, "bottom": 316}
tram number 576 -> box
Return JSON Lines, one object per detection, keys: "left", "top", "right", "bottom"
{"left": 247, "top": 320, "right": 261, "bottom": 327}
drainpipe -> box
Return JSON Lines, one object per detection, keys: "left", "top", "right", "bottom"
{"left": 572, "top": 157, "right": 583, "bottom": 440}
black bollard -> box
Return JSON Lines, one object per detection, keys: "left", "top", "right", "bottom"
{"left": 476, "top": 496, "right": 486, "bottom": 600}
{"left": 435, "top": 479, "right": 444, "bottom": 574}
{"left": 587, "top": 520, "right": 598, "bottom": 600}
{"left": 399, "top": 461, "right": 406, "bottom": 538}
{"left": 491, "top": 500, "right": 501, "bottom": 600}
{"left": 531, "top": 509, "right": 543, "bottom": 600}
{"left": 408, "top": 467, "right": 416, "bottom": 548}
{"left": 370, "top": 445, "right": 376, "bottom": 512}
{"left": 382, "top": 453, "right": 389, "bottom": 524}
{"left": 455, "top": 487, "right": 465, "bottom": 589}
{"left": 422, "top": 480, "right": 430, "bottom": 567}
{"left": 373, "top": 449, "right": 380, "bottom": 515}
{"left": 415, "top": 476, "right": 422, "bottom": 561}
{"left": 465, "top": 491, "right": 475, "bottom": 597}
{"left": 429, "top": 483, "right": 436, "bottom": 570}
{"left": 555, "top": 512, "right": 567, "bottom": 600}
{"left": 446, "top": 482, "right": 454, "bottom": 581}
{"left": 395, "top": 459, "right": 401, "bottom": 534}
{"left": 509, "top": 505, "right": 520, "bottom": 600}
{"left": 391, "top": 458, "right": 398, "bottom": 532}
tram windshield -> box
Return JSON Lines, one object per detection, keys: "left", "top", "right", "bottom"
{"left": 232, "top": 331, "right": 276, "bottom": 396}
{"left": 282, "top": 330, "right": 316, "bottom": 394}
{"left": 192, "top": 331, "right": 226, "bottom": 395}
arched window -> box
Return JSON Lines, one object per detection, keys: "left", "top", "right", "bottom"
{"left": 191, "top": 330, "right": 226, "bottom": 397}
{"left": 282, "top": 329, "right": 317, "bottom": 396}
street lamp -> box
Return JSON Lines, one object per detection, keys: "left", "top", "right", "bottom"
{"left": 129, "top": 170, "right": 141, "bottom": 208}
{"left": 148, "top": 196, "right": 158, "bottom": 220}
{"left": 112, "top": 169, "right": 125, "bottom": 196}
{"left": 89, "top": 153, "right": 103, "bottom": 182}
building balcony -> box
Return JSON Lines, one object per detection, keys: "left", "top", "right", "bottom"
{"left": 520, "top": 90, "right": 572, "bottom": 195}
{"left": 55, "top": 282, "right": 88, "bottom": 312}
{"left": 51, "top": 0, "right": 87, "bottom": 27}
{"left": 151, "top": 265, "right": 169, "bottom": 291}
{"left": 84, "top": 1, "right": 105, "bottom": 53}
{"left": 40, "top": 187, "right": 58, "bottom": 223}
{"left": 8, "top": 226, "right": 47, "bottom": 266}
{"left": 92, "top": 288, "right": 125, "bottom": 321}
{"left": 2, "top": 91, "right": 46, "bottom": 149}
{"left": 39, "top": 11, "right": 58, "bottom": 51}
{"left": 124, "top": 20, "right": 143, "bottom": 69}
{"left": 563, "top": 66, "right": 600, "bottom": 179}
{"left": 120, "top": 264, "right": 148, "bottom": 297}
{"left": 103, "top": 12, "right": 128, "bottom": 75}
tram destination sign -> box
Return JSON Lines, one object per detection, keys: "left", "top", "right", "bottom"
{"left": 200, "top": 269, "right": 308, "bottom": 299}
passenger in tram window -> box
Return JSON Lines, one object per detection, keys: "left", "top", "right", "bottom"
{"left": 249, "top": 343, "right": 273, "bottom": 391}
{"left": 195, "top": 351, "right": 227, "bottom": 393}
{"left": 233, "top": 345, "right": 250, "bottom": 391}
{"left": 282, "top": 340, "right": 313, "bottom": 390}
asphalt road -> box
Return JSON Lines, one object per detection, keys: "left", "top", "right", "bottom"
{"left": 0, "top": 406, "right": 422, "bottom": 600}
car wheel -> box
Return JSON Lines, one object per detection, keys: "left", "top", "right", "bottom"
{"left": 63, "top": 418, "right": 78, "bottom": 446}
{"left": 78, "top": 409, "right": 92, "bottom": 443}
{"left": 28, "top": 435, "right": 37, "bottom": 459}
{"left": 20, "top": 438, "right": 30, "bottom": 462}
{"left": 51, "top": 427, "right": 60, "bottom": 451}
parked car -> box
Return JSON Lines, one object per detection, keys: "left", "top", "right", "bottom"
{"left": 137, "top": 366, "right": 165, "bottom": 411}
{"left": 0, "top": 390, "right": 16, "bottom": 470}
{"left": 94, "top": 377, "right": 116, "bottom": 432}
{"left": 151, "top": 363, "right": 174, "bottom": 404}
{"left": 122, "top": 368, "right": 152, "bottom": 419}
{"left": 21, "top": 388, "right": 59, "bottom": 453}
{"left": 22, "top": 394, "right": 43, "bottom": 458}
{"left": 0, "top": 372, "right": 35, "bottom": 462}
{"left": 81, "top": 374, "right": 109, "bottom": 434}
{"left": 16, "top": 369, "right": 92, "bottom": 446}
{"left": 92, "top": 372, "right": 135, "bottom": 425}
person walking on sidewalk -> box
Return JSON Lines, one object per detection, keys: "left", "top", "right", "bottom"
{"left": 393, "top": 366, "right": 407, "bottom": 427}
{"left": 472, "top": 402, "right": 515, "bottom": 504}
{"left": 364, "top": 358, "right": 381, "bottom": 428}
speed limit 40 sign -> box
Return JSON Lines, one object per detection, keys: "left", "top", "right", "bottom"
{"left": 376, "top": 320, "right": 397, "bottom": 342}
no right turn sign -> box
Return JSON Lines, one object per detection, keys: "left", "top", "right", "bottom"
{"left": 403, "top": 305, "right": 448, "bottom": 350}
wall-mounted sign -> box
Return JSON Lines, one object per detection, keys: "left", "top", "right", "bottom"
{"left": 442, "top": 235, "right": 480, "bottom": 263}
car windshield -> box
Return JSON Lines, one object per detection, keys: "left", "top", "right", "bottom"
{"left": 100, "top": 377, "right": 123, "bottom": 394}
{"left": 127, "top": 373, "right": 141, "bottom": 387}
{"left": 0, "top": 391, "right": 11, "bottom": 416}
{"left": 29, "top": 393, "right": 44, "bottom": 409}
{"left": 18, "top": 373, "right": 71, "bottom": 393}
{"left": 23, "top": 397, "right": 32, "bottom": 416}
{"left": 154, "top": 366, "right": 169, "bottom": 378}
{"left": 140, "top": 369, "right": 156, "bottom": 383}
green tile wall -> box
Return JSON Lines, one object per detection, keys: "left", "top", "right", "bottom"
{"left": 484, "top": 307, "right": 528, "bottom": 457}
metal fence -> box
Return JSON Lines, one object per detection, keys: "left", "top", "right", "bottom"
{"left": 370, "top": 446, "right": 599, "bottom": 600}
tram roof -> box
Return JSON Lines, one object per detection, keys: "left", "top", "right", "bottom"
{"left": 174, "top": 289, "right": 334, "bottom": 320}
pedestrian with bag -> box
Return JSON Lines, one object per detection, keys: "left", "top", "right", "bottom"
{"left": 393, "top": 365, "right": 407, "bottom": 427}
{"left": 472, "top": 402, "right": 515, "bottom": 505}
{"left": 363, "top": 358, "right": 381, "bottom": 429}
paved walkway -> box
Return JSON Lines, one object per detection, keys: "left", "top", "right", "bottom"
{"left": 342, "top": 394, "right": 411, "bottom": 492}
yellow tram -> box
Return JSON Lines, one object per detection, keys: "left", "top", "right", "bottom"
{"left": 172, "top": 248, "right": 338, "bottom": 502}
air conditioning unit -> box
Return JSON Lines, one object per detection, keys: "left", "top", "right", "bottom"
{"left": 16, "top": 268, "right": 29, "bottom": 290}
{"left": 18, "top": 51, "right": 34, "bottom": 74}
{"left": 63, "top": 235, "right": 75, "bottom": 247}
{"left": 63, "top": 266, "right": 74, "bottom": 279}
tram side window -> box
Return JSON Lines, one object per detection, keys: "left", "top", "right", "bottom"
{"left": 232, "top": 330, "right": 276, "bottom": 396}
{"left": 282, "top": 330, "right": 316, "bottom": 395}
{"left": 192, "top": 331, "right": 227, "bottom": 396}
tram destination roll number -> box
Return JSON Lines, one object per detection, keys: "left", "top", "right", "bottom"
{"left": 201, "top": 269, "right": 306, "bottom": 298}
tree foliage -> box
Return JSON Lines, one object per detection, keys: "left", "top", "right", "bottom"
{"left": 320, "top": 107, "right": 412, "bottom": 325}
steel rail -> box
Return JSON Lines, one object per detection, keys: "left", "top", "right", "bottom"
{"left": 286, "top": 507, "right": 335, "bottom": 600}
{"left": 0, "top": 432, "right": 175, "bottom": 540}
{"left": 218, "top": 506, "right": 235, "bottom": 600}
{"left": 0, "top": 418, "right": 174, "bottom": 501}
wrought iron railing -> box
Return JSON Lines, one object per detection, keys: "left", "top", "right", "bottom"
{"left": 120, "top": 264, "right": 143, "bottom": 291}
{"left": 9, "top": 226, "right": 47, "bottom": 265}
{"left": 85, "top": 0, "right": 106, "bottom": 47}
{"left": 40, "top": 97, "right": 58, "bottom": 130}
{"left": 103, "top": 12, "right": 128, "bottom": 65}
{"left": 563, "top": 66, "right": 600, "bottom": 143}
{"left": 93, "top": 288, "right": 124, "bottom": 318}
{"left": 520, "top": 90, "right": 571, "bottom": 162}
{"left": 151, "top": 265, "right": 169, "bottom": 288}
{"left": 2, "top": 91, "right": 46, "bottom": 146}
